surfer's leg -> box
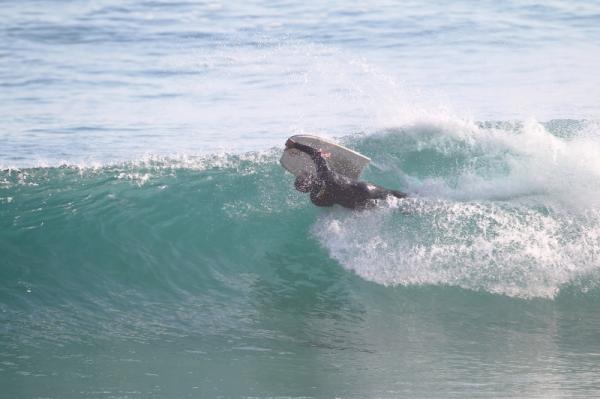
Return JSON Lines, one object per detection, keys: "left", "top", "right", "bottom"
{"left": 359, "top": 183, "right": 403, "bottom": 200}
{"left": 346, "top": 182, "right": 406, "bottom": 209}
{"left": 358, "top": 183, "right": 407, "bottom": 204}
{"left": 390, "top": 190, "right": 407, "bottom": 199}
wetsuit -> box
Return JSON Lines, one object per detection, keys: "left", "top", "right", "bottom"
{"left": 290, "top": 141, "right": 406, "bottom": 209}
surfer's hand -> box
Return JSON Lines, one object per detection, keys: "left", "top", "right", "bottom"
{"left": 317, "top": 149, "right": 331, "bottom": 159}
{"left": 285, "top": 138, "right": 296, "bottom": 148}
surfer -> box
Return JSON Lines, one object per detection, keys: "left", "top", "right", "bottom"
{"left": 286, "top": 138, "right": 407, "bottom": 209}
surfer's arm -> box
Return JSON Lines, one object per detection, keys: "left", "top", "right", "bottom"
{"left": 286, "top": 139, "right": 319, "bottom": 157}
{"left": 285, "top": 139, "right": 332, "bottom": 178}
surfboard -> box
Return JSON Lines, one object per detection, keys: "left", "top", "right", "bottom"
{"left": 280, "top": 135, "right": 370, "bottom": 180}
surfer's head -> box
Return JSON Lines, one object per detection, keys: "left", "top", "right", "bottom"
{"left": 294, "top": 173, "right": 316, "bottom": 193}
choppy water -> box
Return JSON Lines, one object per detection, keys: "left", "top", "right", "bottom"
{"left": 2, "top": 1, "right": 600, "bottom": 398}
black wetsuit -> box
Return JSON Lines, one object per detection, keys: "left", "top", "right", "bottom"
{"left": 291, "top": 142, "right": 406, "bottom": 209}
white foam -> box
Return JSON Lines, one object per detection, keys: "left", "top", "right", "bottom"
{"left": 314, "top": 198, "right": 600, "bottom": 299}
{"left": 314, "top": 117, "right": 600, "bottom": 299}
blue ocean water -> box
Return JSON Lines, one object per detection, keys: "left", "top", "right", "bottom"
{"left": 2, "top": 1, "right": 600, "bottom": 398}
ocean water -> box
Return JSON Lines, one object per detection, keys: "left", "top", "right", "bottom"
{"left": 2, "top": 1, "right": 600, "bottom": 398}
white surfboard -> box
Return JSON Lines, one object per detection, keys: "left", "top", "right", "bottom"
{"left": 280, "top": 135, "right": 370, "bottom": 180}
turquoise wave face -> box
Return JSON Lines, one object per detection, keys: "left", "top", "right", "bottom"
{"left": 1, "top": 151, "right": 336, "bottom": 344}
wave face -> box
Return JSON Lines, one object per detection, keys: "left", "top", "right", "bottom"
{"left": 3, "top": 120, "right": 600, "bottom": 397}
{"left": 3, "top": 120, "right": 600, "bottom": 305}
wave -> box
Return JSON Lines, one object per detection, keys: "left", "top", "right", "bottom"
{"left": 2, "top": 118, "right": 600, "bottom": 310}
